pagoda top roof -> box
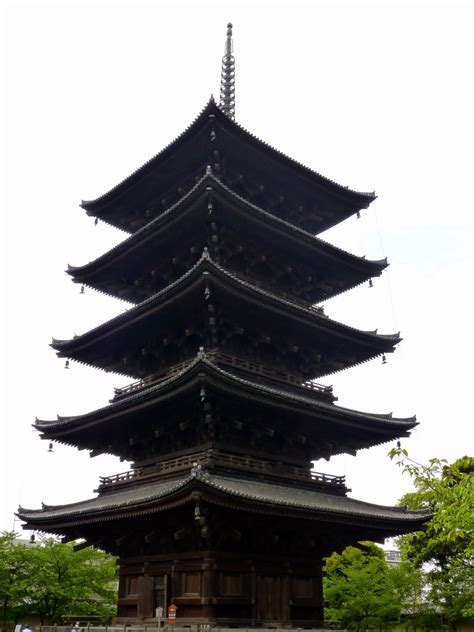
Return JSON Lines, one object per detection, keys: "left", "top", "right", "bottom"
{"left": 18, "top": 469, "right": 430, "bottom": 533}
{"left": 34, "top": 349, "right": 417, "bottom": 460}
{"left": 69, "top": 172, "right": 386, "bottom": 304}
{"left": 80, "top": 99, "right": 376, "bottom": 233}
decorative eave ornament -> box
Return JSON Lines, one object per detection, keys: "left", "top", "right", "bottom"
{"left": 219, "top": 22, "right": 235, "bottom": 120}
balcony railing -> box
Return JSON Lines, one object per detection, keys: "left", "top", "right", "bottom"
{"left": 98, "top": 450, "right": 346, "bottom": 491}
{"left": 207, "top": 350, "right": 334, "bottom": 397}
{"left": 112, "top": 357, "right": 196, "bottom": 400}
{"left": 112, "top": 352, "right": 334, "bottom": 402}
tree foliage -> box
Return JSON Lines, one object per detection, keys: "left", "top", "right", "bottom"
{"left": 323, "top": 541, "right": 440, "bottom": 630}
{"left": 389, "top": 450, "right": 474, "bottom": 626}
{"left": 324, "top": 542, "right": 404, "bottom": 630}
{"left": 0, "top": 534, "right": 117, "bottom": 625}
{"left": 0, "top": 532, "right": 31, "bottom": 627}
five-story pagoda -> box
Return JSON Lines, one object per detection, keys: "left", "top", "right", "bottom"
{"left": 19, "top": 24, "right": 430, "bottom": 628}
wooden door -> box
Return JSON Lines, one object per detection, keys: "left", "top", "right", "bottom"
{"left": 154, "top": 574, "right": 169, "bottom": 612}
{"left": 256, "top": 575, "right": 282, "bottom": 621}
{"left": 137, "top": 575, "right": 154, "bottom": 618}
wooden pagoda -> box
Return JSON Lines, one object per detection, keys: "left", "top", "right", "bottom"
{"left": 19, "top": 25, "right": 430, "bottom": 628}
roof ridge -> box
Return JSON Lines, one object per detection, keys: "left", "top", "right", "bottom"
{"left": 81, "top": 99, "right": 216, "bottom": 209}
{"left": 18, "top": 476, "right": 193, "bottom": 520}
{"left": 218, "top": 108, "right": 375, "bottom": 201}
{"left": 201, "top": 356, "right": 415, "bottom": 425}
{"left": 18, "top": 472, "right": 431, "bottom": 525}
{"left": 208, "top": 257, "right": 399, "bottom": 341}
{"left": 53, "top": 255, "right": 400, "bottom": 354}
{"left": 80, "top": 100, "right": 375, "bottom": 214}
{"left": 68, "top": 170, "right": 212, "bottom": 273}
{"left": 69, "top": 172, "right": 386, "bottom": 278}
{"left": 35, "top": 352, "right": 209, "bottom": 428}
{"left": 212, "top": 174, "right": 385, "bottom": 265}
{"left": 204, "top": 474, "right": 432, "bottom": 519}
{"left": 36, "top": 348, "right": 415, "bottom": 432}
{"left": 52, "top": 251, "right": 212, "bottom": 348}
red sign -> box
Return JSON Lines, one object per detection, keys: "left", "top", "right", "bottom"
{"left": 168, "top": 604, "right": 177, "bottom": 625}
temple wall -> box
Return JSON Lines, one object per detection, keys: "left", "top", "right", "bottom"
{"left": 116, "top": 555, "right": 323, "bottom": 626}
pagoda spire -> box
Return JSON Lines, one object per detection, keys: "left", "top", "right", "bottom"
{"left": 219, "top": 22, "right": 235, "bottom": 120}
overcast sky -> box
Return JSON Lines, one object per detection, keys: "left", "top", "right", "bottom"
{"left": 1, "top": 0, "right": 472, "bottom": 539}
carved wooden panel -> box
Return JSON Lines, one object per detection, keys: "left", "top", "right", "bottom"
{"left": 124, "top": 575, "right": 139, "bottom": 596}
{"left": 182, "top": 571, "right": 200, "bottom": 596}
{"left": 293, "top": 576, "right": 313, "bottom": 599}
{"left": 220, "top": 572, "right": 242, "bottom": 596}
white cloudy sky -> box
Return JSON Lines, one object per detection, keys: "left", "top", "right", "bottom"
{"left": 1, "top": 0, "right": 472, "bottom": 538}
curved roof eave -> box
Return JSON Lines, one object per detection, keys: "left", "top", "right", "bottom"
{"left": 69, "top": 173, "right": 387, "bottom": 281}
{"left": 80, "top": 98, "right": 217, "bottom": 211}
{"left": 52, "top": 253, "right": 400, "bottom": 355}
{"left": 34, "top": 350, "right": 417, "bottom": 434}
{"left": 80, "top": 99, "right": 376, "bottom": 214}
{"left": 17, "top": 472, "right": 431, "bottom": 528}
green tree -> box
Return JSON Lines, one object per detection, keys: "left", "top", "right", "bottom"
{"left": 324, "top": 542, "right": 402, "bottom": 630}
{"left": 0, "top": 534, "right": 117, "bottom": 625}
{"left": 389, "top": 451, "right": 474, "bottom": 628}
{"left": 0, "top": 532, "right": 34, "bottom": 626}
{"left": 388, "top": 561, "right": 440, "bottom": 631}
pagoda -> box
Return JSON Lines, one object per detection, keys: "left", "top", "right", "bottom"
{"left": 19, "top": 25, "right": 430, "bottom": 627}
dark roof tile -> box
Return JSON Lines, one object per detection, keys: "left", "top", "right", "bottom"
{"left": 18, "top": 472, "right": 430, "bottom": 526}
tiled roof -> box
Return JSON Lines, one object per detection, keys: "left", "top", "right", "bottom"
{"left": 68, "top": 172, "right": 386, "bottom": 294}
{"left": 53, "top": 252, "right": 400, "bottom": 354}
{"left": 19, "top": 476, "right": 188, "bottom": 520}
{"left": 34, "top": 350, "right": 416, "bottom": 434}
{"left": 81, "top": 99, "right": 375, "bottom": 213}
{"left": 207, "top": 475, "right": 430, "bottom": 522}
{"left": 18, "top": 472, "right": 430, "bottom": 528}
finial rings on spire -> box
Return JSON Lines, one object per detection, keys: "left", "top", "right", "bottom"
{"left": 219, "top": 22, "right": 235, "bottom": 121}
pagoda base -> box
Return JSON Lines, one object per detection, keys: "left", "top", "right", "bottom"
{"left": 116, "top": 551, "right": 323, "bottom": 626}
{"left": 18, "top": 468, "right": 429, "bottom": 628}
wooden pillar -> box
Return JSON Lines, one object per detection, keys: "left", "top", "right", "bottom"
{"left": 201, "top": 558, "right": 216, "bottom": 620}
{"left": 250, "top": 563, "right": 257, "bottom": 622}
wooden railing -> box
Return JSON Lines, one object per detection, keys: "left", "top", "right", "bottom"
{"left": 112, "top": 358, "right": 195, "bottom": 400}
{"left": 112, "top": 352, "right": 334, "bottom": 402}
{"left": 99, "top": 452, "right": 205, "bottom": 488}
{"left": 207, "top": 351, "right": 333, "bottom": 397}
{"left": 202, "top": 451, "right": 345, "bottom": 487}
{"left": 98, "top": 451, "right": 345, "bottom": 490}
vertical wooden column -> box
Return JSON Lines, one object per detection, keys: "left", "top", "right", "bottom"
{"left": 171, "top": 561, "right": 180, "bottom": 606}
{"left": 281, "top": 568, "right": 290, "bottom": 621}
{"left": 201, "top": 558, "right": 216, "bottom": 619}
{"left": 250, "top": 563, "right": 257, "bottom": 622}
